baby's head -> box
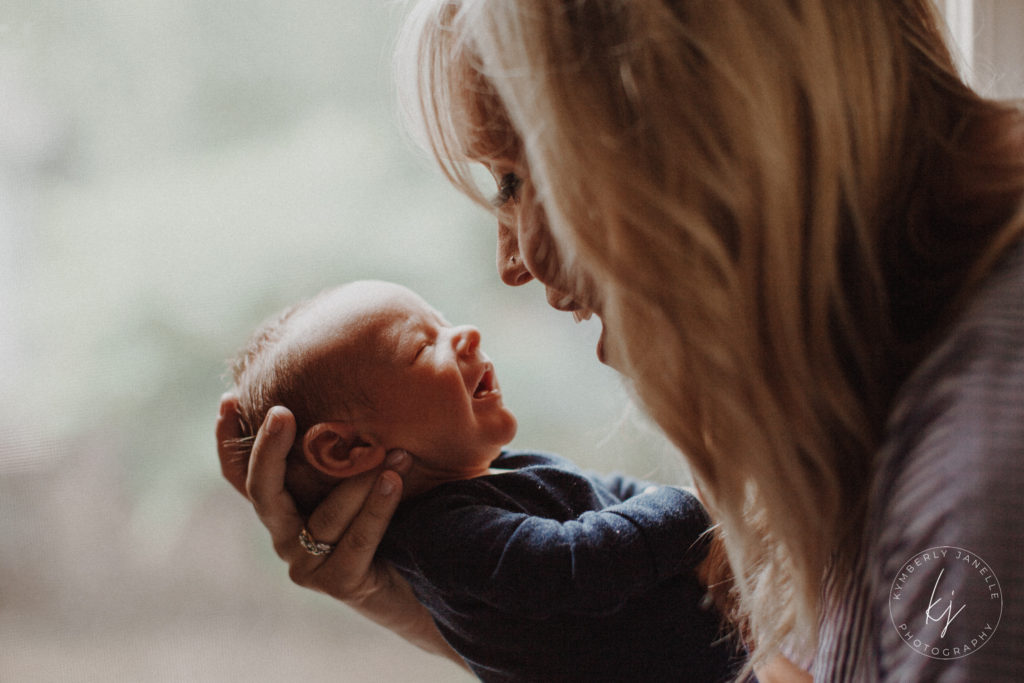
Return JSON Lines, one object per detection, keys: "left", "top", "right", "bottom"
{"left": 230, "top": 280, "right": 518, "bottom": 514}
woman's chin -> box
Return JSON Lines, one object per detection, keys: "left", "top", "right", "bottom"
{"left": 597, "top": 322, "right": 616, "bottom": 367}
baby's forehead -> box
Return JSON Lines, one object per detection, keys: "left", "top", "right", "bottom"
{"left": 301, "top": 282, "right": 435, "bottom": 355}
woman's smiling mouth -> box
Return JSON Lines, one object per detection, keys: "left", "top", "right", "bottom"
{"left": 567, "top": 304, "right": 608, "bottom": 365}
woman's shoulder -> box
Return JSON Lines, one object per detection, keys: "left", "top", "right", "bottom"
{"left": 894, "top": 237, "right": 1023, "bottom": 412}
{"left": 877, "top": 237, "right": 1024, "bottom": 505}
{"left": 862, "top": 237, "right": 1024, "bottom": 680}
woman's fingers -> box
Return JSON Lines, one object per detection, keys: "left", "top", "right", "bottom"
{"left": 215, "top": 393, "right": 249, "bottom": 497}
{"left": 332, "top": 473, "right": 403, "bottom": 590}
{"left": 337, "top": 471, "right": 403, "bottom": 562}
{"left": 217, "top": 400, "right": 307, "bottom": 565}
{"left": 246, "top": 407, "right": 296, "bottom": 505}
{"left": 305, "top": 471, "right": 379, "bottom": 544}
{"left": 223, "top": 400, "right": 411, "bottom": 601}
{"left": 246, "top": 406, "right": 304, "bottom": 554}
{"left": 303, "top": 450, "right": 411, "bottom": 550}
{"left": 301, "top": 451, "right": 411, "bottom": 598}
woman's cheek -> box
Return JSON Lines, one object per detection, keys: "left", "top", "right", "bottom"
{"left": 517, "top": 205, "right": 564, "bottom": 288}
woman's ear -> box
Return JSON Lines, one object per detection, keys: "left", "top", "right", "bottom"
{"left": 302, "top": 422, "right": 386, "bottom": 478}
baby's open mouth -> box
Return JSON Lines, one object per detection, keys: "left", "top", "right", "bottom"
{"left": 473, "top": 365, "right": 498, "bottom": 399}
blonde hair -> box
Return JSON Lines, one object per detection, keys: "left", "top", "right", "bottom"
{"left": 397, "top": 0, "right": 1024, "bottom": 668}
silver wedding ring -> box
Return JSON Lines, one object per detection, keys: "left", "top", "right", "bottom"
{"left": 298, "top": 527, "right": 336, "bottom": 557}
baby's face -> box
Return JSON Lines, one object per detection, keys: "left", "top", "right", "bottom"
{"left": 301, "top": 281, "right": 518, "bottom": 481}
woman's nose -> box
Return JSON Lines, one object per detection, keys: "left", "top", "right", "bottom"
{"left": 453, "top": 326, "right": 481, "bottom": 357}
{"left": 497, "top": 221, "right": 534, "bottom": 287}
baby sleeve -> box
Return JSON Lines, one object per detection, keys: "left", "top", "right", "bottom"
{"left": 396, "top": 485, "right": 711, "bottom": 617}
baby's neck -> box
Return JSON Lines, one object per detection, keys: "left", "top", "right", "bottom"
{"left": 401, "top": 449, "right": 504, "bottom": 500}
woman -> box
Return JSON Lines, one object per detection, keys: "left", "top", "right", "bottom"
{"left": 218, "top": 0, "right": 1024, "bottom": 679}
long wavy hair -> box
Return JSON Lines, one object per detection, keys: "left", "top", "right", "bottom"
{"left": 397, "top": 0, "right": 1024, "bottom": 667}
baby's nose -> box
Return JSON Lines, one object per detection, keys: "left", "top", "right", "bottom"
{"left": 453, "top": 326, "right": 481, "bottom": 356}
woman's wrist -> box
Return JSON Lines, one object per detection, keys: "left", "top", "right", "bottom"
{"left": 350, "top": 566, "right": 467, "bottom": 668}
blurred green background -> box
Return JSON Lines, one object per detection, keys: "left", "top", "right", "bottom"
{"left": 0, "top": 2, "right": 684, "bottom": 681}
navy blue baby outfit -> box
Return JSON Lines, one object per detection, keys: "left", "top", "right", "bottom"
{"left": 378, "top": 451, "right": 740, "bottom": 682}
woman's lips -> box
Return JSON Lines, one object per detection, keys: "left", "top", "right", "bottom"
{"left": 571, "top": 308, "right": 593, "bottom": 323}
{"left": 564, "top": 303, "right": 607, "bottom": 365}
{"left": 546, "top": 289, "right": 610, "bottom": 366}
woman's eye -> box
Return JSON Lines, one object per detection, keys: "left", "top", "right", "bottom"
{"left": 491, "top": 172, "right": 522, "bottom": 208}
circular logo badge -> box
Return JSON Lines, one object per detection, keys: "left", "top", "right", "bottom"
{"left": 889, "top": 546, "right": 1002, "bottom": 660}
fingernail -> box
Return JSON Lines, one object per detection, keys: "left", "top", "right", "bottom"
{"left": 265, "top": 407, "right": 283, "bottom": 435}
{"left": 385, "top": 449, "right": 408, "bottom": 468}
{"left": 377, "top": 473, "right": 397, "bottom": 497}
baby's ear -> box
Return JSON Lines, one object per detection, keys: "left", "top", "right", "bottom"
{"left": 302, "top": 422, "right": 386, "bottom": 478}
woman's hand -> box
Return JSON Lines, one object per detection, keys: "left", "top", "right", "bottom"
{"left": 216, "top": 394, "right": 464, "bottom": 665}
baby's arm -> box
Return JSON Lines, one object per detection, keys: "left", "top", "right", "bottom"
{"left": 597, "top": 471, "right": 700, "bottom": 502}
{"left": 394, "top": 486, "right": 711, "bottom": 617}
{"left": 595, "top": 471, "right": 658, "bottom": 499}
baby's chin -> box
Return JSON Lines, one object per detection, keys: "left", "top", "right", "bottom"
{"left": 494, "top": 412, "right": 518, "bottom": 449}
